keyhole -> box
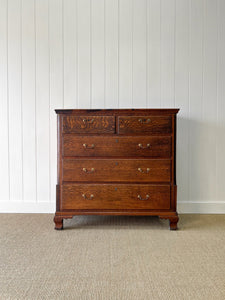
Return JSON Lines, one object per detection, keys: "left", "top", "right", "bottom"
{"left": 115, "top": 187, "right": 117, "bottom": 191}
{"left": 115, "top": 162, "right": 118, "bottom": 166}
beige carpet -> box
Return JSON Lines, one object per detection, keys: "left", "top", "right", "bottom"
{"left": 0, "top": 214, "right": 225, "bottom": 300}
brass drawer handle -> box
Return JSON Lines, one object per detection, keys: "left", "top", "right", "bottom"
{"left": 138, "top": 168, "right": 150, "bottom": 173}
{"left": 82, "top": 194, "right": 94, "bottom": 200}
{"left": 138, "top": 194, "right": 150, "bottom": 200}
{"left": 83, "top": 143, "right": 95, "bottom": 149}
{"left": 82, "top": 167, "right": 95, "bottom": 173}
{"left": 138, "top": 118, "right": 151, "bottom": 124}
{"left": 83, "top": 118, "right": 94, "bottom": 124}
{"left": 138, "top": 143, "right": 151, "bottom": 149}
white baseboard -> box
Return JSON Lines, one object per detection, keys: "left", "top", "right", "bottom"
{"left": 0, "top": 202, "right": 55, "bottom": 213}
{"left": 0, "top": 201, "right": 225, "bottom": 214}
{"left": 178, "top": 202, "right": 225, "bottom": 214}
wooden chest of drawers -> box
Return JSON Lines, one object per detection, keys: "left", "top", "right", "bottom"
{"left": 54, "top": 109, "right": 179, "bottom": 230}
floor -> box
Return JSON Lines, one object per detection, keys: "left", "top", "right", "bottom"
{"left": 0, "top": 214, "right": 225, "bottom": 300}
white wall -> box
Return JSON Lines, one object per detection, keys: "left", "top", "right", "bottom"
{"left": 0, "top": 0, "right": 225, "bottom": 213}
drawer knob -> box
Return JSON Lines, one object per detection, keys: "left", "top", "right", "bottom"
{"left": 83, "top": 118, "right": 94, "bottom": 124}
{"left": 82, "top": 194, "right": 94, "bottom": 200}
{"left": 138, "top": 118, "right": 151, "bottom": 124}
{"left": 83, "top": 143, "right": 95, "bottom": 149}
{"left": 138, "top": 143, "right": 151, "bottom": 149}
{"left": 137, "top": 194, "right": 150, "bottom": 200}
{"left": 82, "top": 167, "right": 95, "bottom": 173}
{"left": 138, "top": 167, "right": 150, "bottom": 174}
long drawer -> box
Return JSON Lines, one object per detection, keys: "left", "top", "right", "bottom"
{"left": 62, "top": 159, "right": 171, "bottom": 182}
{"left": 118, "top": 116, "right": 172, "bottom": 135}
{"left": 61, "top": 184, "right": 171, "bottom": 210}
{"left": 63, "top": 135, "right": 172, "bottom": 157}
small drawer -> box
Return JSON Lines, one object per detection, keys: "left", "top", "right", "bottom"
{"left": 63, "top": 135, "right": 172, "bottom": 158}
{"left": 61, "top": 184, "right": 171, "bottom": 210}
{"left": 62, "top": 159, "right": 171, "bottom": 183}
{"left": 62, "top": 116, "right": 115, "bottom": 134}
{"left": 118, "top": 116, "right": 172, "bottom": 135}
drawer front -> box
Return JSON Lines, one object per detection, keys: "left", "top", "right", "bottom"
{"left": 63, "top": 135, "right": 172, "bottom": 158}
{"left": 118, "top": 116, "right": 172, "bottom": 135}
{"left": 62, "top": 116, "right": 115, "bottom": 134}
{"left": 63, "top": 159, "right": 171, "bottom": 182}
{"left": 61, "top": 184, "right": 171, "bottom": 210}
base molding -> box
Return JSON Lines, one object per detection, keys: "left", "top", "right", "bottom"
{"left": 54, "top": 211, "right": 179, "bottom": 230}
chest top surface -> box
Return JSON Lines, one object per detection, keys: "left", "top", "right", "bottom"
{"left": 55, "top": 108, "right": 179, "bottom": 115}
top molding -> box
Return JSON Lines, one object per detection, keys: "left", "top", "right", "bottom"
{"left": 55, "top": 108, "right": 180, "bottom": 115}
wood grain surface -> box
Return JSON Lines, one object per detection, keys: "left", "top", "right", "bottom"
{"left": 63, "top": 116, "right": 115, "bottom": 133}
{"left": 63, "top": 135, "right": 172, "bottom": 157}
{"left": 55, "top": 109, "right": 179, "bottom": 230}
{"left": 62, "top": 159, "right": 171, "bottom": 183}
{"left": 118, "top": 116, "right": 172, "bottom": 134}
{"left": 61, "top": 184, "right": 171, "bottom": 210}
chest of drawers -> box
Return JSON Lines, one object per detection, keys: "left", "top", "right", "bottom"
{"left": 54, "top": 109, "right": 179, "bottom": 230}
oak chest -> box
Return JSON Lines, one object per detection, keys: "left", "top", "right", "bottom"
{"left": 54, "top": 109, "right": 179, "bottom": 230}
